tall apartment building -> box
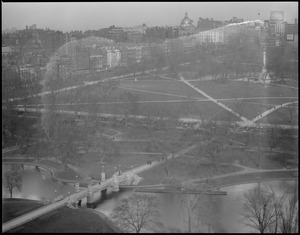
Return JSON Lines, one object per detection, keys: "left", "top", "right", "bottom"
{"left": 268, "top": 11, "right": 285, "bottom": 47}
{"left": 284, "top": 19, "right": 298, "bottom": 47}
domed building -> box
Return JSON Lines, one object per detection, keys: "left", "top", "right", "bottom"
{"left": 179, "top": 12, "right": 197, "bottom": 36}
{"left": 181, "top": 12, "right": 193, "bottom": 27}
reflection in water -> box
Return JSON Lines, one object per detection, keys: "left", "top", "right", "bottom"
{"left": 2, "top": 165, "right": 297, "bottom": 233}
{"left": 2, "top": 165, "right": 75, "bottom": 201}
{"left": 94, "top": 180, "right": 297, "bottom": 233}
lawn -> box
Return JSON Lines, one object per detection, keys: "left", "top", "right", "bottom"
{"left": 55, "top": 78, "right": 206, "bottom": 105}
{"left": 138, "top": 156, "right": 243, "bottom": 186}
{"left": 78, "top": 128, "right": 194, "bottom": 180}
{"left": 189, "top": 79, "right": 298, "bottom": 100}
{"left": 53, "top": 74, "right": 298, "bottom": 124}
{"left": 185, "top": 144, "right": 286, "bottom": 170}
{"left": 256, "top": 106, "right": 298, "bottom": 125}
{"left": 221, "top": 98, "right": 297, "bottom": 120}
{"left": 6, "top": 206, "right": 118, "bottom": 233}
{"left": 2, "top": 198, "right": 44, "bottom": 223}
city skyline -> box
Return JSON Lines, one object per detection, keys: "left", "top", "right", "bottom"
{"left": 2, "top": 2, "right": 298, "bottom": 32}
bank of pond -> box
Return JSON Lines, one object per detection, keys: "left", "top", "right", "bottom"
{"left": 2, "top": 164, "right": 298, "bottom": 233}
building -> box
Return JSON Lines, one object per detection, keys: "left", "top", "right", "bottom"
{"left": 197, "top": 17, "right": 223, "bottom": 32}
{"left": 119, "top": 45, "right": 143, "bottom": 65}
{"left": 284, "top": 19, "right": 298, "bottom": 47}
{"left": 106, "top": 48, "right": 121, "bottom": 68}
{"left": 268, "top": 11, "right": 285, "bottom": 47}
{"left": 108, "top": 26, "right": 127, "bottom": 42}
{"left": 89, "top": 55, "right": 105, "bottom": 71}
{"left": 178, "top": 12, "right": 197, "bottom": 36}
{"left": 226, "top": 17, "right": 244, "bottom": 24}
{"left": 122, "top": 25, "right": 147, "bottom": 43}
{"left": 195, "top": 28, "right": 224, "bottom": 44}
{"left": 2, "top": 47, "right": 14, "bottom": 57}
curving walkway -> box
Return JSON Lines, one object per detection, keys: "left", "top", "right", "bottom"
{"left": 184, "top": 161, "right": 298, "bottom": 186}
{"left": 2, "top": 159, "right": 86, "bottom": 184}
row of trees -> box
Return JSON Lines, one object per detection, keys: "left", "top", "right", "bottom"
{"left": 2, "top": 65, "right": 43, "bottom": 148}
{"left": 266, "top": 40, "right": 298, "bottom": 81}
{"left": 110, "top": 180, "right": 298, "bottom": 233}
{"left": 110, "top": 184, "right": 221, "bottom": 233}
{"left": 243, "top": 184, "right": 298, "bottom": 233}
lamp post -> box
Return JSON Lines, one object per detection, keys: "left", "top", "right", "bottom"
{"left": 75, "top": 175, "right": 79, "bottom": 192}
{"left": 118, "top": 164, "right": 121, "bottom": 175}
{"left": 101, "top": 165, "right": 105, "bottom": 182}
{"left": 54, "top": 189, "right": 57, "bottom": 201}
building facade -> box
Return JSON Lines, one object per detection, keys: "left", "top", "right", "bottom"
{"left": 284, "top": 19, "right": 298, "bottom": 48}
{"left": 178, "top": 12, "right": 197, "bottom": 36}
{"left": 197, "top": 17, "right": 223, "bottom": 32}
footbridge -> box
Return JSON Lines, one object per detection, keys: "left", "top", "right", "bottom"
{"left": 2, "top": 171, "right": 139, "bottom": 233}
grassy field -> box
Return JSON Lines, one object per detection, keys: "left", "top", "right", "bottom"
{"left": 138, "top": 156, "right": 243, "bottom": 186}
{"left": 256, "top": 106, "right": 298, "bottom": 125}
{"left": 6, "top": 206, "right": 117, "bottom": 233}
{"left": 73, "top": 124, "right": 195, "bottom": 180}
{"left": 52, "top": 73, "right": 298, "bottom": 125}
{"left": 189, "top": 80, "right": 298, "bottom": 100}
{"left": 185, "top": 144, "right": 297, "bottom": 170}
{"left": 2, "top": 199, "right": 44, "bottom": 223}
{"left": 221, "top": 100, "right": 295, "bottom": 121}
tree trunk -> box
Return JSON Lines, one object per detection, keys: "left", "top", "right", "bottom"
{"left": 188, "top": 212, "right": 192, "bottom": 233}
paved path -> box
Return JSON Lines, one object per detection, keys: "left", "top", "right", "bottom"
{"left": 2, "top": 146, "right": 19, "bottom": 154}
{"left": 2, "top": 142, "right": 196, "bottom": 233}
{"left": 179, "top": 73, "right": 251, "bottom": 126}
{"left": 2, "top": 159, "right": 85, "bottom": 183}
{"left": 184, "top": 161, "right": 298, "bottom": 186}
{"left": 246, "top": 100, "right": 298, "bottom": 126}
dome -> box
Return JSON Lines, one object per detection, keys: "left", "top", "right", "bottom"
{"left": 181, "top": 12, "right": 193, "bottom": 27}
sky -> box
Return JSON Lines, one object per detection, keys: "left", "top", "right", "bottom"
{"left": 2, "top": 2, "right": 298, "bottom": 32}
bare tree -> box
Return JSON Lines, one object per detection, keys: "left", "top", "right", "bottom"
{"left": 31, "top": 139, "right": 49, "bottom": 162}
{"left": 90, "top": 133, "right": 119, "bottom": 164}
{"left": 3, "top": 165, "right": 22, "bottom": 199}
{"left": 48, "top": 117, "right": 82, "bottom": 167}
{"left": 110, "top": 193, "right": 163, "bottom": 233}
{"left": 98, "top": 79, "right": 119, "bottom": 112}
{"left": 287, "top": 105, "right": 298, "bottom": 126}
{"left": 243, "top": 186, "right": 278, "bottom": 233}
{"left": 198, "top": 137, "right": 223, "bottom": 181}
{"left": 279, "top": 185, "right": 298, "bottom": 233}
{"left": 177, "top": 183, "right": 220, "bottom": 233}
{"left": 265, "top": 127, "right": 288, "bottom": 152}
{"left": 119, "top": 91, "right": 139, "bottom": 126}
